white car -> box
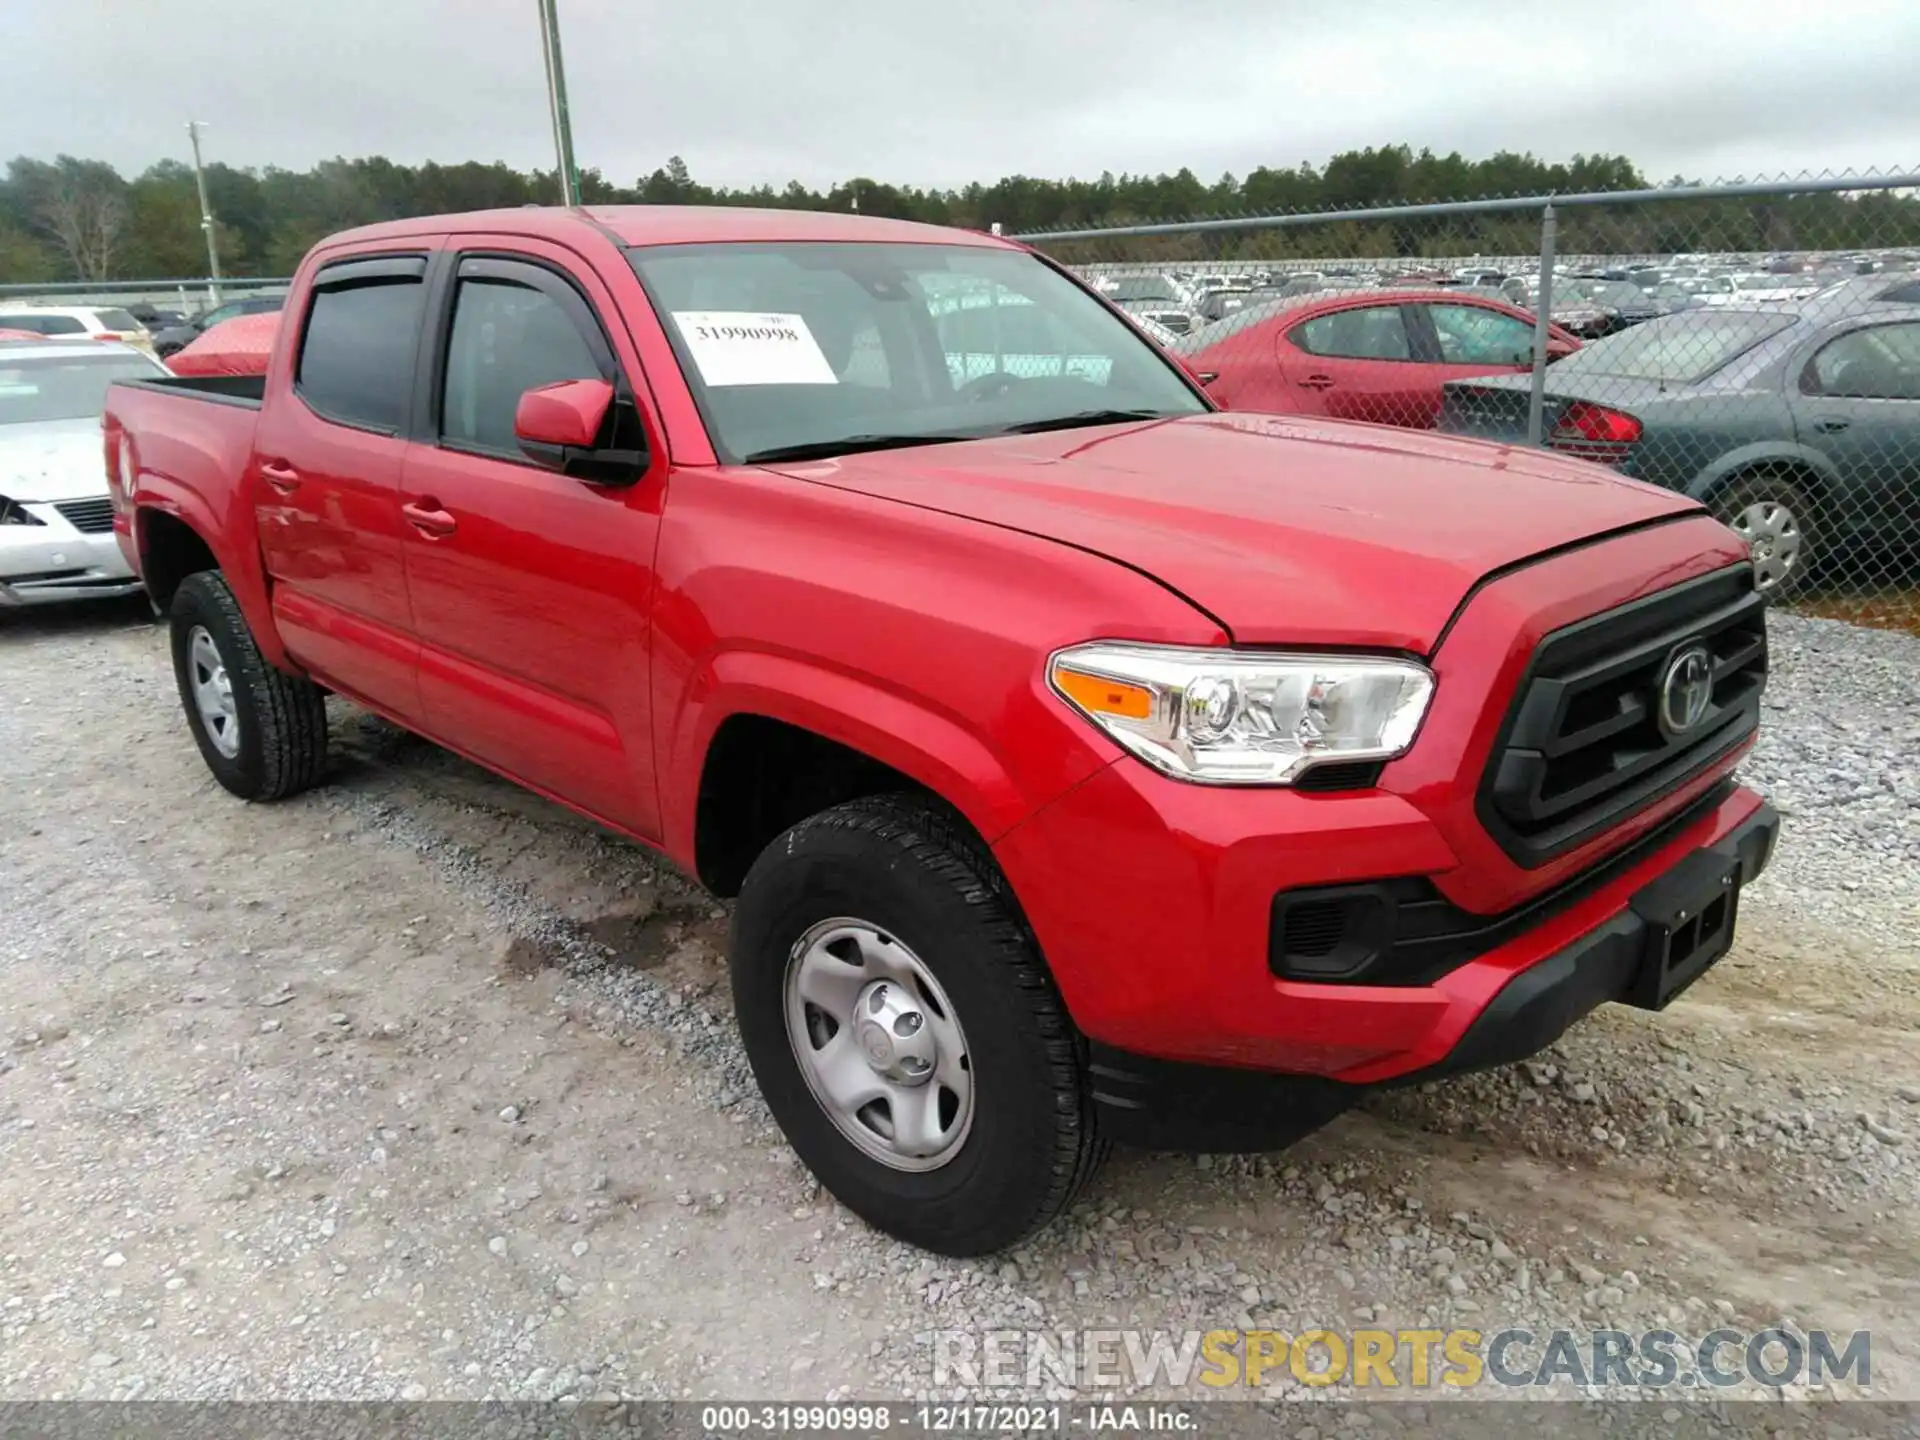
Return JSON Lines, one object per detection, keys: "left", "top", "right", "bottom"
{"left": 0, "top": 340, "right": 167, "bottom": 605}
{"left": 0, "top": 304, "right": 157, "bottom": 357}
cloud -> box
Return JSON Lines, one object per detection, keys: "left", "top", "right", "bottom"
{"left": 3, "top": 0, "right": 1917, "bottom": 190}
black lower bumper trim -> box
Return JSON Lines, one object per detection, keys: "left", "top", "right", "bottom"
{"left": 1087, "top": 801, "right": 1780, "bottom": 1151}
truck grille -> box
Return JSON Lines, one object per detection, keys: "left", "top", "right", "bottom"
{"left": 53, "top": 497, "right": 116, "bottom": 533}
{"left": 1478, "top": 566, "right": 1767, "bottom": 868}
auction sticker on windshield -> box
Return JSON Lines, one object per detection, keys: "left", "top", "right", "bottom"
{"left": 671, "top": 311, "right": 837, "bottom": 387}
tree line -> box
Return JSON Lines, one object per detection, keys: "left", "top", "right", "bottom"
{"left": 3, "top": 145, "right": 1916, "bottom": 284}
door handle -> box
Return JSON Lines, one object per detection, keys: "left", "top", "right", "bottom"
{"left": 259, "top": 460, "right": 301, "bottom": 495}
{"left": 1298, "top": 374, "right": 1337, "bottom": 390}
{"left": 402, "top": 500, "right": 457, "bottom": 538}
{"left": 1811, "top": 417, "right": 1852, "bottom": 434}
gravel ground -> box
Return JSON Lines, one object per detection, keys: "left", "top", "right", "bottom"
{"left": 0, "top": 600, "right": 1914, "bottom": 1409}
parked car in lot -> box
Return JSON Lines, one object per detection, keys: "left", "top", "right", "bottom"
{"left": 148, "top": 294, "right": 286, "bottom": 359}
{"left": 1093, "top": 273, "right": 1198, "bottom": 336}
{"left": 0, "top": 304, "right": 156, "bottom": 357}
{"left": 1442, "top": 299, "right": 1920, "bottom": 595}
{"left": 1, "top": 340, "right": 167, "bottom": 604}
{"left": 106, "top": 206, "right": 1774, "bottom": 1255}
{"left": 1172, "top": 288, "right": 1578, "bottom": 427}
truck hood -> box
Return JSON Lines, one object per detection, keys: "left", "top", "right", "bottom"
{"left": 763, "top": 412, "right": 1701, "bottom": 653}
{"left": 0, "top": 419, "right": 109, "bottom": 503}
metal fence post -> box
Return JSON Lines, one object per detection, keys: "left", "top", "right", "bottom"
{"left": 1525, "top": 203, "right": 1557, "bottom": 448}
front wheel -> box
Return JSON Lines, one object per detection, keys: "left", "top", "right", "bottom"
{"left": 729, "top": 795, "right": 1104, "bottom": 1255}
{"left": 169, "top": 571, "right": 330, "bottom": 800}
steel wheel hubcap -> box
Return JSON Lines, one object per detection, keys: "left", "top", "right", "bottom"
{"left": 1728, "top": 500, "right": 1802, "bottom": 592}
{"left": 188, "top": 626, "right": 241, "bottom": 759}
{"left": 784, "top": 918, "right": 973, "bottom": 1172}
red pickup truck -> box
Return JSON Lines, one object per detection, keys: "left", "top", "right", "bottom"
{"left": 105, "top": 207, "right": 1776, "bottom": 1256}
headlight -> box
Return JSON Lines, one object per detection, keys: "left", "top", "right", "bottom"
{"left": 0, "top": 495, "right": 45, "bottom": 527}
{"left": 1049, "top": 642, "right": 1434, "bottom": 785}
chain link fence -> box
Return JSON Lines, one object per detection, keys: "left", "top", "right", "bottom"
{"left": 1016, "top": 171, "right": 1920, "bottom": 635}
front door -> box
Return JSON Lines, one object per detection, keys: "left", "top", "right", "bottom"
{"left": 1407, "top": 301, "right": 1542, "bottom": 428}
{"left": 252, "top": 249, "right": 437, "bottom": 722}
{"left": 399, "top": 245, "right": 665, "bottom": 836}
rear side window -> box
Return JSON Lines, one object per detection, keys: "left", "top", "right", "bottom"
{"left": 1803, "top": 322, "right": 1920, "bottom": 399}
{"left": 297, "top": 261, "right": 427, "bottom": 431}
{"left": 1292, "top": 305, "right": 1413, "bottom": 361}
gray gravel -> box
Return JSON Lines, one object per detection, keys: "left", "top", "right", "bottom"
{"left": 0, "top": 601, "right": 1914, "bottom": 1405}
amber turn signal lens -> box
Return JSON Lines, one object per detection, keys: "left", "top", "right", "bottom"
{"left": 1053, "top": 667, "right": 1153, "bottom": 720}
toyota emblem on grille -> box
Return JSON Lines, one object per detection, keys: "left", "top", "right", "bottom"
{"left": 1657, "top": 643, "right": 1715, "bottom": 736}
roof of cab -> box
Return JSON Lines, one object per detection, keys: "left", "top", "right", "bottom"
{"left": 325, "top": 205, "right": 1013, "bottom": 252}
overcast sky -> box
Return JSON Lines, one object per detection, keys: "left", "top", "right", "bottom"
{"left": 4, "top": 0, "right": 1918, "bottom": 192}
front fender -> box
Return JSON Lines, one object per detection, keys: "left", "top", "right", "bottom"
{"left": 659, "top": 648, "right": 1099, "bottom": 873}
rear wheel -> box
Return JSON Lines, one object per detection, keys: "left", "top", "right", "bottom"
{"left": 169, "top": 571, "right": 329, "bottom": 800}
{"left": 730, "top": 794, "right": 1104, "bottom": 1255}
{"left": 1713, "top": 473, "right": 1820, "bottom": 598}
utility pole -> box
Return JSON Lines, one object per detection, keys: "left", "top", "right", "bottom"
{"left": 186, "top": 120, "right": 224, "bottom": 303}
{"left": 536, "top": 0, "right": 582, "bottom": 207}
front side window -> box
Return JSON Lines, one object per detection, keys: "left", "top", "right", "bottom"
{"left": 1427, "top": 304, "right": 1536, "bottom": 366}
{"left": 629, "top": 241, "right": 1204, "bottom": 463}
{"left": 442, "top": 276, "right": 604, "bottom": 453}
{"left": 1292, "top": 306, "right": 1413, "bottom": 361}
{"left": 0, "top": 353, "right": 165, "bottom": 424}
{"left": 1803, "top": 323, "right": 1920, "bottom": 399}
{"left": 296, "top": 274, "right": 425, "bottom": 431}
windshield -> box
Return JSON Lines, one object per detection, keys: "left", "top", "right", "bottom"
{"left": 96, "top": 308, "right": 142, "bottom": 331}
{"left": 629, "top": 242, "right": 1206, "bottom": 463}
{"left": 0, "top": 352, "right": 163, "bottom": 424}
{"left": 1548, "top": 311, "right": 1796, "bottom": 384}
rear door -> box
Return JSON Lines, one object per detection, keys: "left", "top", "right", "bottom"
{"left": 397, "top": 240, "right": 666, "bottom": 835}
{"left": 1275, "top": 303, "right": 1434, "bottom": 426}
{"left": 1407, "top": 301, "right": 1542, "bottom": 427}
{"left": 1788, "top": 318, "right": 1920, "bottom": 542}
{"left": 252, "top": 247, "right": 439, "bottom": 721}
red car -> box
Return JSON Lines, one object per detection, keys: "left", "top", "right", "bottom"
{"left": 104, "top": 208, "right": 1772, "bottom": 1256}
{"left": 1174, "top": 288, "right": 1580, "bottom": 427}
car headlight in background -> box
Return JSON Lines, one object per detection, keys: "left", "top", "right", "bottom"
{"left": 0, "top": 494, "right": 45, "bottom": 526}
{"left": 1049, "top": 642, "right": 1434, "bottom": 785}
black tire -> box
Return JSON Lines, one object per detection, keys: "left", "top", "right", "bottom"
{"left": 730, "top": 794, "right": 1105, "bottom": 1255}
{"left": 1711, "top": 472, "right": 1822, "bottom": 600}
{"left": 169, "top": 571, "right": 329, "bottom": 800}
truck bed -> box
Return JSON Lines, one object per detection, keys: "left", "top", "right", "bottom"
{"left": 115, "top": 373, "right": 266, "bottom": 408}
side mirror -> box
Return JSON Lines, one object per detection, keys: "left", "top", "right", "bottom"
{"left": 515, "top": 377, "right": 614, "bottom": 452}
{"left": 1545, "top": 339, "right": 1577, "bottom": 363}
{"left": 514, "top": 377, "right": 646, "bottom": 484}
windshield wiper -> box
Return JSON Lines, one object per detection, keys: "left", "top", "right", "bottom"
{"left": 743, "top": 433, "right": 966, "bottom": 464}
{"left": 996, "top": 409, "right": 1174, "bottom": 435}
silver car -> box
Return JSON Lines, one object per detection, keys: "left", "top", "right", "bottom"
{"left": 0, "top": 340, "right": 167, "bottom": 605}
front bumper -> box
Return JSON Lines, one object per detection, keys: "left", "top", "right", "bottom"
{"left": 994, "top": 745, "right": 1772, "bottom": 1069}
{"left": 0, "top": 509, "right": 140, "bottom": 605}
{"left": 1075, "top": 799, "right": 1777, "bottom": 1150}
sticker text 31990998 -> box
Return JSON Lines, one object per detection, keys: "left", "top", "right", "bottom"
{"left": 670, "top": 311, "right": 838, "bottom": 388}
